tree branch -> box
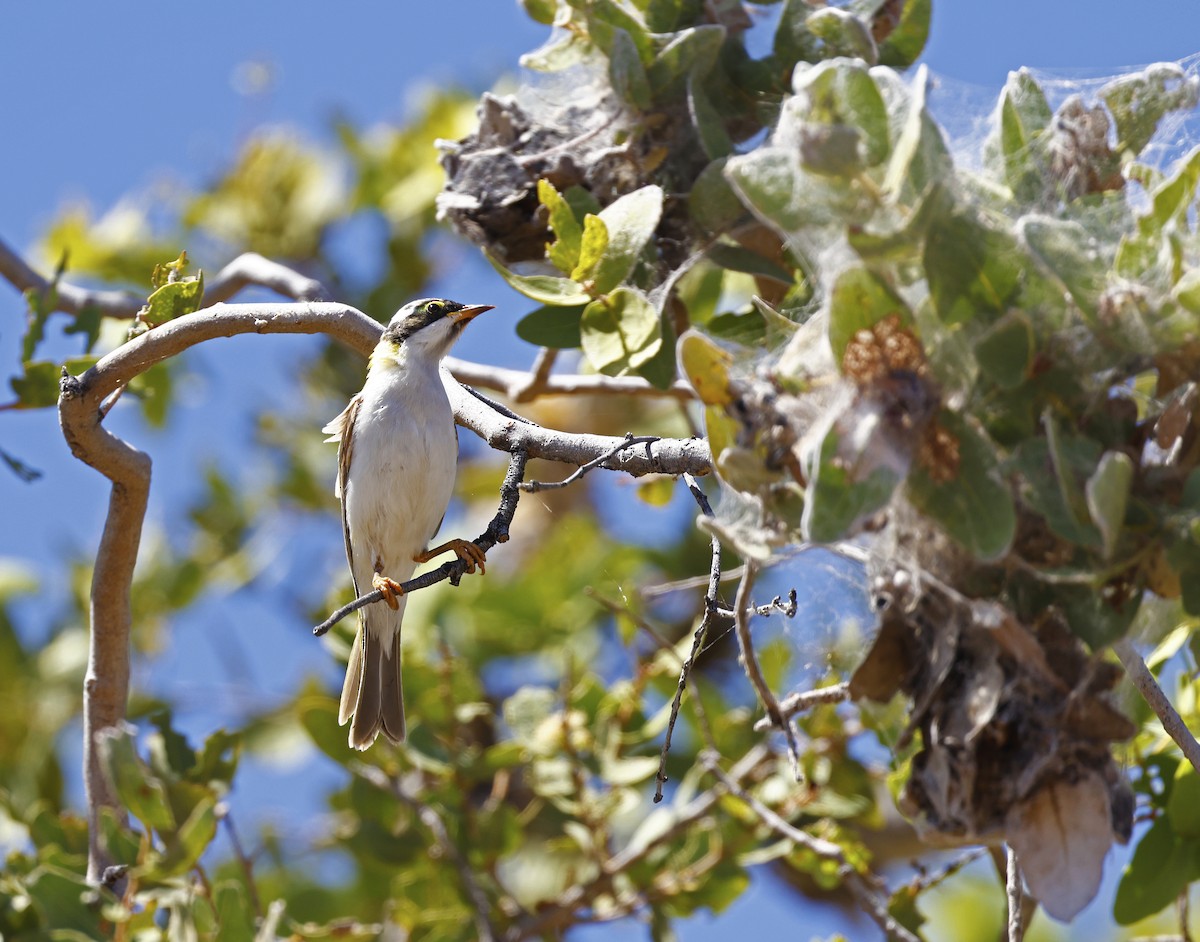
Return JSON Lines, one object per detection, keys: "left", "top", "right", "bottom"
{"left": 1007, "top": 845, "right": 1025, "bottom": 942}
{"left": 752, "top": 682, "right": 850, "bottom": 731}
{"left": 654, "top": 473, "right": 725, "bottom": 803}
{"left": 733, "top": 562, "right": 803, "bottom": 780}
{"left": 1114, "top": 638, "right": 1200, "bottom": 776}
{"left": 1, "top": 236, "right": 330, "bottom": 319}
{"left": 444, "top": 354, "right": 697, "bottom": 402}
{"left": 520, "top": 433, "right": 660, "bottom": 493}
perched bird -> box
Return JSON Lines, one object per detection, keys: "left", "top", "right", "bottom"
{"left": 323, "top": 298, "right": 493, "bottom": 749}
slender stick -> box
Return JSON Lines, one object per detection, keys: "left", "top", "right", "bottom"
{"left": 654, "top": 474, "right": 725, "bottom": 802}
{"left": 1007, "top": 845, "right": 1024, "bottom": 942}
{"left": 520, "top": 434, "right": 660, "bottom": 493}
{"left": 752, "top": 682, "right": 850, "bottom": 731}
{"left": 732, "top": 562, "right": 804, "bottom": 780}
{"left": 1114, "top": 638, "right": 1200, "bottom": 775}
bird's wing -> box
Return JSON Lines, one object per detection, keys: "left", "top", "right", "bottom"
{"left": 323, "top": 394, "right": 363, "bottom": 593}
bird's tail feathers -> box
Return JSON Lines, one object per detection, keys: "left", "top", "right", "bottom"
{"left": 343, "top": 606, "right": 406, "bottom": 750}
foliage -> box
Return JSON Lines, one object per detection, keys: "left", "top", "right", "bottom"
{"left": 4, "top": 0, "right": 1200, "bottom": 939}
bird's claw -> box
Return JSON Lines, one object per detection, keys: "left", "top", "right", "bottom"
{"left": 372, "top": 573, "right": 405, "bottom": 609}
{"left": 415, "top": 538, "right": 487, "bottom": 575}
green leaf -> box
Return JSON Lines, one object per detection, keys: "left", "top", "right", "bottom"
{"left": 516, "top": 304, "right": 585, "bottom": 349}
{"left": 97, "top": 723, "right": 176, "bottom": 834}
{"left": 907, "top": 413, "right": 1017, "bottom": 561}
{"left": 924, "top": 209, "right": 1022, "bottom": 324}
{"left": 997, "top": 68, "right": 1052, "bottom": 203}
{"left": 1168, "top": 764, "right": 1200, "bottom": 838}
{"left": 1085, "top": 451, "right": 1133, "bottom": 560}
{"left": 1172, "top": 266, "right": 1200, "bottom": 313}
{"left": 794, "top": 60, "right": 890, "bottom": 171}
{"left": 804, "top": 423, "right": 905, "bottom": 543}
{"left": 688, "top": 71, "right": 733, "bottom": 159}
{"left": 875, "top": 0, "right": 930, "bottom": 67}
{"left": 21, "top": 289, "right": 53, "bottom": 364}
{"left": 826, "top": 266, "right": 911, "bottom": 363}
{"left": 610, "top": 28, "right": 652, "bottom": 109}
{"left": 10, "top": 361, "right": 65, "bottom": 409}
{"left": 158, "top": 797, "right": 218, "bottom": 877}
{"left": 1012, "top": 435, "right": 1102, "bottom": 548}
{"left": 589, "top": 185, "right": 663, "bottom": 293}
{"left": 1146, "top": 144, "right": 1200, "bottom": 232}
{"left": 1021, "top": 217, "right": 1107, "bottom": 321}
{"left": 520, "top": 0, "right": 557, "bottom": 25}
{"left": 636, "top": 313, "right": 677, "bottom": 389}
{"left": 1114, "top": 816, "right": 1200, "bottom": 924}
{"left": 707, "top": 243, "right": 792, "bottom": 284}
{"left": 880, "top": 64, "right": 952, "bottom": 199}
{"left": 538, "top": 179, "right": 583, "bottom": 276}
{"left": 975, "top": 310, "right": 1035, "bottom": 389}
{"left": 777, "top": 3, "right": 876, "bottom": 65}
{"left": 580, "top": 287, "right": 662, "bottom": 375}
{"left": 142, "top": 271, "right": 205, "bottom": 327}
{"left": 486, "top": 251, "right": 590, "bottom": 306}
{"left": 647, "top": 26, "right": 725, "bottom": 99}
{"left": 62, "top": 304, "right": 103, "bottom": 352}
{"left": 1103, "top": 62, "right": 1200, "bottom": 157}
{"left": 690, "top": 158, "right": 745, "bottom": 234}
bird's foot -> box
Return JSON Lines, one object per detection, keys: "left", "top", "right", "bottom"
{"left": 371, "top": 573, "right": 405, "bottom": 610}
{"left": 415, "top": 538, "right": 487, "bottom": 575}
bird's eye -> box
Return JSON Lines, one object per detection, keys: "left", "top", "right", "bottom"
{"left": 427, "top": 301, "right": 445, "bottom": 316}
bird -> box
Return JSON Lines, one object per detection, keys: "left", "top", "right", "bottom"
{"left": 323, "top": 297, "right": 493, "bottom": 749}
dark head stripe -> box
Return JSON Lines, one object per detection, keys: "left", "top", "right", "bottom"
{"left": 381, "top": 299, "right": 465, "bottom": 344}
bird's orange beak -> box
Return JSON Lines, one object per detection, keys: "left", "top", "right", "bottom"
{"left": 449, "top": 303, "right": 494, "bottom": 324}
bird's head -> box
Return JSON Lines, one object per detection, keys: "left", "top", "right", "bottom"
{"left": 372, "top": 298, "right": 494, "bottom": 367}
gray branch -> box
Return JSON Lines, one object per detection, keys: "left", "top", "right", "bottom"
{"left": 1114, "top": 638, "right": 1200, "bottom": 776}
{"left": 1, "top": 236, "right": 329, "bottom": 318}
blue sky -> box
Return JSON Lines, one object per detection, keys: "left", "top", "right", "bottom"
{"left": 2, "top": 2, "right": 1200, "bottom": 938}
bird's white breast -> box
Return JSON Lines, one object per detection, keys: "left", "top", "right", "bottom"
{"left": 344, "top": 360, "right": 458, "bottom": 584}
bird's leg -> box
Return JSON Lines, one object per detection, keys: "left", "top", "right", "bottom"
{"left": 372, "top": 571, "right": 405, "bottom": 610}
{"left": 415, "top": 538, "right": 487, "bottom": 575}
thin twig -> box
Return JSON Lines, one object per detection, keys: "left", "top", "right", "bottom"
{"left": 753, "top": 682, "right": 850, "bottom": 731}
{"left": 355, "top": 765, "right": 498, "bottom": 942}
{"left": 314, "top": 450, "right": 528, "bottom": 636}
{"left": 639, "top": 564, "right": 747, "bottom": 598}
{"left": 733, "top": 562, "right": 804, "bottom": 780}
{"left": 654, "top": 474, "right": 725, "bottom": 802}
{"left": 446, "top": 355, "right": 696, "bottom": 402}
{"left": 907, "top": 847, "right": 988, "bottom": 895}
{"left": 520, "top": 434, "right": 659, "bottom": 493}
{"left": 221, "top": 810, "right": 262, "bottom": 920}
{"left": 1007, "top": 845, "right": 1024, "bottom": 942}
{"left": 0, "top": 238, "right": 330, "bottom": 319}
{"left": 701, "top": 753, "right": 920, "bottom": 942}
{"left": 1115, "top": 638, "right": 1200, "bottom": 776}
